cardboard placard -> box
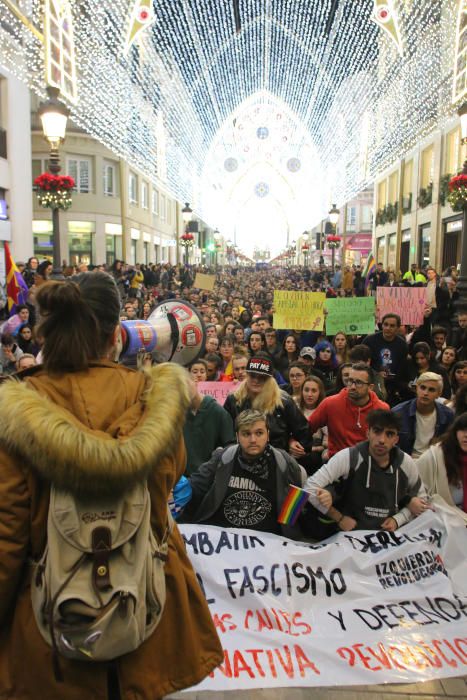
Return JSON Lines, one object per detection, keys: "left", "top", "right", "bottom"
{"left": 274, "top": 291, "right": 326, "bottom": 331}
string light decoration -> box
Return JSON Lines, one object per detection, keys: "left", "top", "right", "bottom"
{"left": 0, "top": 0, "right": 462, "bottom": 250}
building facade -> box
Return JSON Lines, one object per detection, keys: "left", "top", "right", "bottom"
{"left": 31, "top": 115, "right": 184, "bottom": 267}
{"left": 373, "top": 115, "right": 463, "bottom": 274}
{"left": 0, "top": 67, "right": 34, "bottom": 274}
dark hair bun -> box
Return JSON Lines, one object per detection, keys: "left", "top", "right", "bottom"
{"left": 36, "top": 280, "right": 86, "bottom": 320}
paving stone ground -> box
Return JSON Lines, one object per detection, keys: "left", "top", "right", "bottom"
{"left": 168, "top": 674, "right": 467, "bottom": 700}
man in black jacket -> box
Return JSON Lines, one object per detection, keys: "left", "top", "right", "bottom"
{"left": 184, "top": 409, "right": 306, "bottom": 538}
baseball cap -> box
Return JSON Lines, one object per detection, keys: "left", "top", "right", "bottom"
{"left": 300, "top": 347, "right": 316, "bottom": 360}
{"left": 246, "top": 356, "right": 274, "bottom": 377}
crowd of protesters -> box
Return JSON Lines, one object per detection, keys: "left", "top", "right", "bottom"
{"left": 0, "top": 254, "right": 466, "bottom": 699}
{"left": 0, "top": 255, "right": 465, "bottom": 533}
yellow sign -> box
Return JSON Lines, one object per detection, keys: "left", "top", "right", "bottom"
{"left": 194, "top": 273, "right": 216, "bottom": 291}
{"left": 273, "top": 291, "right": 326, "bottom": 331}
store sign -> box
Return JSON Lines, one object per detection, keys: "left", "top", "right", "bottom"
{"left": 346, "top": 234, "right": 372, "bottom": 251}
{"left": 180, "top": 505, "right": 467, "bottom": 692}
{"left": 446, "top": 220, "right": 462, "bottom": 233}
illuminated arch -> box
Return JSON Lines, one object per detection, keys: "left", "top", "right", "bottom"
{"left": 201, "top": 91, "right": 326, "bottom": 254}
{"left": 44, "top": 0, "right": 77, "bottom": 102}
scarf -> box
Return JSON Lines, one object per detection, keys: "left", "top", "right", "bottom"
{"left": 237, "top": 444, "right": 273, "bottom": 480}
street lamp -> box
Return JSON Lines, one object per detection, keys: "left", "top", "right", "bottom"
{"left": 38, "top": 86, "right": 70, "bottom": 268}
{"left": 328, "top": 204, "right": 340, "bottom": 270}
{"left": 302, "top": 231, "right": 309, "bottom": 267}
{"left": 456, "top": 104, "right": 467, "bottom": 315}
{"left": 181, "top": 202, "right": 193, "bottom": 224}
{"left": 329, "top": 204, "right": 339, "bottom": 226}
{"left": 213, "top": 228, "right": 221, "bottom": 268}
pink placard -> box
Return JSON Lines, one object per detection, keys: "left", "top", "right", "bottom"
{"left": 376, "top": 287, "right": 427, "bottom": 326}
{"left": 198, "top": 381, "right": 235, "bottom": 405}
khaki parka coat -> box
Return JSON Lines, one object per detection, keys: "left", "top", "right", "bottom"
{"left": 0, "top": 360, "right": 223, "bottom": 700}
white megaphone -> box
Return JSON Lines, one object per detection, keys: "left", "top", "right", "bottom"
{"left": 120, "top": 300, "right": 206, "bottom": 366}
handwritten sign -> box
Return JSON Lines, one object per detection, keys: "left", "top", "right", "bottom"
{"left": 273, "top": 291, "right": 325, "bottom": 331}
{"left": 181, "top": 505, "right": 467, "bottom": 691}
{"left": 198, "top": 381, "right": 235, "bottom": 405}
{"left": 325, "top": 297, "right": 375, "bottom": 336}
{"left": 377, "top": 287, "right": 427, "bottom": 326}
{"left": 195, "top": 273, "right": 216, "bottom": 291}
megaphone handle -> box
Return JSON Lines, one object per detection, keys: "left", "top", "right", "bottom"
{"left": 166, "top": 312, "right": 180, "bottom": 362}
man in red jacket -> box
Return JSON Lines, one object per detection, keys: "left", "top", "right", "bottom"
{"left": 308, "top": 363, "right": 389, "bottom": 457}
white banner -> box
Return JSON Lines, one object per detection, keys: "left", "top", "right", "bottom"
{"left": 179, "top": 505, "right": 467, "bottom": 690}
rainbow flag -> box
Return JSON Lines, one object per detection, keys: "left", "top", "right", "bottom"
{"left": 277, "top": 485, "right": 310, "bottom": 526}
{"left": 5, "top": 242, "right": 29, "bottom": 314}
{"left": 363, "top": 252, "right": 376, "bottom": 290}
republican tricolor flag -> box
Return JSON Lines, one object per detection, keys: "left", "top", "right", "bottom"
{"left": 5, "top": 241, "right": 29, "bottom": 314}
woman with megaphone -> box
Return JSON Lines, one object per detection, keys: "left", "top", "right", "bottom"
{"left": 0, "top": 272, "right": 222, "bottom": 700}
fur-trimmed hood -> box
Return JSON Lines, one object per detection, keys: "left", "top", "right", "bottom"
{"left": 0, "top": 362, "right": 190, "bottom": 496}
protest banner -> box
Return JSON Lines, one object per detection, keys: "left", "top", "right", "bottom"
{"left": 180, "top": 505, "right": 467, "bottom": 691}
{"left": 194, "top": 272, "right": 216, "bottom": 291}
{"left": 376, "top": 287, "right": 427, "bottom": 326}
{"left": 273, "top": 291, "right": 326, "bottom": 331}
{"left": 198, "top": 381, "right": 235, "bottom": 405}
{"left": 325, "top": 297, "right": 375, "bottom": 336}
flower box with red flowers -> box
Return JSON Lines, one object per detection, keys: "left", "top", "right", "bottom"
{"left": 34, "top": 173, "right": 75, "bottom": 191}
{"left": 180, "top": 232, "right": 195, "bottom": 246}
{"left": 33, "top": 172, "right": 75, "bottom": 210}
{"left": 447, "top": 173, "right": 467, "bottom": 209}
{"left": 301, "top": 244, "right": 310, "bottom": 251}
{"left": 327, "top": 235, "right": 341, "bottom": 249}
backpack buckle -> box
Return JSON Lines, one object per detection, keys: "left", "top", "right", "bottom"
{"left": 92, "top": 527, "right": 111, "bottom": 591}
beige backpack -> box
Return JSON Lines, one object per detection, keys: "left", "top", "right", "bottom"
{"left": 31, "top": 481, "right": 172, "bottom": 666}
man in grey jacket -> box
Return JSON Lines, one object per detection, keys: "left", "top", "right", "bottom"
{"left": 183, "top": 409, "right": 306, "bottom": 539}
{"left": 303, "top": 409, "right": 428, "bottom": 540}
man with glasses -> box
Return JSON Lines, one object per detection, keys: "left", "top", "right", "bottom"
{"left": 392, "top": 372, "right": 453, "bottom": 457}
{"left": 304, "top": 409, "right": 427, "bottom": 539}
{"left": 308, "top": 363, "right": 389, "bottom": 458}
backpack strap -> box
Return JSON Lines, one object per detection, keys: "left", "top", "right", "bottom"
{"left": 154, "top": 508, "right": 174, "bottom": 563}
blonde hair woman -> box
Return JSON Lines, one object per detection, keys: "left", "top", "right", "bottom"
{"left": 223, "top": 353, "right": 311, "bottom": 457}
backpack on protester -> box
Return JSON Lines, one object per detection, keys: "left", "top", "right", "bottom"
{"left": 31, "top": 481, "right": 173, "bottom": 666}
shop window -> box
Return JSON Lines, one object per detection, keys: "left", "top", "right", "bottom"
{"left": 68, "top": 225, "right": 94, "bottom": 265}
{"left": 418, "top": 224, "right": 431, "bottom": 268}
{"left": 387, "top": 233, "right": 397, "bottom": 270}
